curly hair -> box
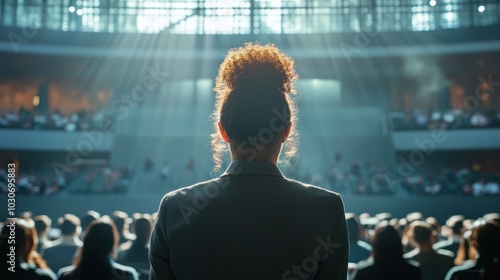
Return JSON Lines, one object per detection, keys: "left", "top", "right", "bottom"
{"left": 211, "top": 42, "right": 299, "bottom": 172}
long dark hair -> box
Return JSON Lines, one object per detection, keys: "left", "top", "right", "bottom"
{"left": 0, "top": 219, "right": 49, "bottom": 278}
{"left": 372, "top": 221, "right": 404, "bottom": 265}
{"left": 71, "top": 219, "right": 119, "bottom": 280}
{"left": 472, "top": 221, "right": 500, "bottom": 280}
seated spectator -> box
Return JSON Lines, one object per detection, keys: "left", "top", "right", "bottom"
{"left": 352, "top": 221, "right": 421, "bottom": 280}
{"left": 484, "top": 179, "right": 499, "bottom": 196}
{"left": 42, "top": 214, "right": 83, "bottom": 273}
{"left": 118, "top": 215, "right": 153, "bottom": 272}
{"left": 80, "top": 210, "right": 101, "bottom": 239}
{"left": 346, "top": 213, "right": 372, "bottom": 263}
{"left": 445, "top": 220, "right": 500, "bottom": 280}
{"left": 112, "top": 211, "right": 135, "bottom": 245}
{"left": 472, "top": 178, "right": 485, "bottom": 196}
{"left": 58, "top": 218, "right": 138, "bottom": 280}
{"left": 435, "top": 215, "right": 464, "bottom": 256}
{"left": 405, "top": 221, "right": 455, "bottom": 280}
{"left": 34, "top": 215, "right": 54, "bottom": 253}
{"left": 0, "top": 219, "right": 56, "bottom": 280}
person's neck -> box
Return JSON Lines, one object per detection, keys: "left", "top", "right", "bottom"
{"left": 418, "top": 242, "right": 435, "bottom": 253}
{"left": 230, "top": 142, "right": 280, "bottom": 165}
{"left": 231, "top": 153, "right": 278, "bottom": 165}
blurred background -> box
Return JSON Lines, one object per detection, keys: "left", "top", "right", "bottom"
{"left": 0, "top": 0, "right": 499, "bottom": 221}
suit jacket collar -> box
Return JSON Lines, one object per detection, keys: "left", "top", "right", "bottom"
{"left": 221, "top": 160, "right": 284, "bottom": 178}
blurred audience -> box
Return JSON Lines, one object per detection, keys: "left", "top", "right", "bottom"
{"left": 0, "top": 218, "right": 57, "bottom": 280}
{"left": 42, "top": 214, "right": 83, "bottom": 273}
{"left": 434, "top": 215, "right": 464, "bottom": 256}
{"left": 0, "top": 108, "right": 114, "bottom": 132}
{"left": 445, "top": 220, "right": 500, "bottom": 280}
{"left": 80, "top": 210, "right": 101, "bottom": 239}
{"left": 404, "top": 221, "right": 455, "bottom": 280}
{"left": 391, "top": 109, "right": 500, "bottom": 131}
{"left": 4, "top": 208, "right": 499, "bottom": 280}
{"left": 57, "top": 218, "right": 138, "bottom": 280}
{"left": 34, "top": 215, "right": 54, "bottom": 254}
{"left": 118, "top": 214, "right": 153, "bottom": 272}
{"left": 112, "top": 211, "right": 136, "bottom": 245}
{"left": 346, "top": 213, "right": 372, "bottom": 263}
{"left": 352, "top": 221, "right": 421, "bottom": 280}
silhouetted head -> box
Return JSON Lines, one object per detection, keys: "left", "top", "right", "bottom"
{"left": 372, "top": 221, "right": 403, "bottom": 263}
{"left": 470, "top": 221, "right": 500, "bottom": 262}
{"left": 80, "top": 210, "right": 100, "bottom": 233}
{"left": 112, "top": 211, "right": 129, "bottom": 234}
{"left": 446, "top": 215, "right": 464, "bottom": 236}
{"left": 410, "top": 221, "right": 435, "bottom": 246}
{"left": 0, "top": 218, "right": 48, "bottom": 274}
{"left": 212, "top": 43, "right": 299, "bottom": 171}
{"left": 346, "top": 213, "right": 361, "bottom": 242}
{"left": 80, "top": 218, "right": 119, "bottom": 262}
{"left": 58, "top": 214, "right": 80, "bottom": 236}
{"left": 34, "top": 215, "right": 51, "bottom": 237}
{"left": 132, "top": 215, "right": 153, "bottom": 245}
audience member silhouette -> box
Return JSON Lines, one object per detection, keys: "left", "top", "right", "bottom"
{"left": 58, "top": 218, "right": 138, "bottom": 280}
{"left": 346, "top": 213, "right": 372, "bottom": 263}
{"left": 79, "top": 210, "right": 100, "bottom": 238}
{"left": 34, "top": 215, "right": 53, "bottom": 253}
{"left": 42, "top": 214, "right": 82, "bottom": 273}
{"left": 118, "top": 215, "right": 153, "bottom": 273}
{"left": 445, "top": 220, "right": 500, "bottom": 280}
{"left": 435, "top": 215, "right": 464, "bottom": 256}
{"left": 352, "top": 221, "right": 421, "bottom": 280}
{"left": 112, "top": 211, "right": 135, "bottom": 245}
{"left": 405, "top": 221, "right": 454, "bottom": 280}
{"left": 0, "top": 219, "right": 56, "bottom": 280}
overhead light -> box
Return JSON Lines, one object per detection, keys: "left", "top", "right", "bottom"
{"left": 429, "top": 0, "right": 436, "bottom": 7}
{"left": 478, "top": 5, "right": 485, "bottom": 13}
{"left": 68, "top": 6, "right": 75, "bottom": 13}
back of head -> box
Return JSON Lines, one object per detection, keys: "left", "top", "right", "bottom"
{"left": 471, "top": 221, "right": 500, "bottom": 279}
{"left": 346, "top": 213, "right": 360, "bottom": 242}
{"left": 446, "top": 215, "right": 465, "bottom": 236}
{"left": 133, "top": 216, "right": 153, "bottom": 245}
{"left": 212, "top": 43, "right": 299, "bottom": 171}
{"left": 410, "top": 221, "right": 433, "bottom": 245}
{"left": 80, "top": 210, "right": 100, "bottom": 232}
{"left": 73, "top": 218, "right": 119, "bottom": 279}
{"left": 372, "top": 221, "right": 404, "bottom": 264}
{"left": 34, "top": 215, "right": 51, "bottom": 236}
{"left": 112, "top": 211, "right": 128, "bottom": 233}
{"left": 0, "top": 219, "right": 47, "bottom": 275}
{"left": 473, "top": 221, "right": 500, "bottom": 261}
{"left": 58, "top": 214, "right": 80, "bottom": 236}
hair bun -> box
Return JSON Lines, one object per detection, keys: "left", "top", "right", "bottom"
{"left": 218, "top": 43, "right": 298, "bottom": 95}
{"left": 231, "top": 63, "right": 286, "bottom": 93}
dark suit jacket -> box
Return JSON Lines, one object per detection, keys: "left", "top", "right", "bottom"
{"left": 149, "top": 160, "right": 349, "bottom": 280}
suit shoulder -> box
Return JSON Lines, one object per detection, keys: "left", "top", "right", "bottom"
{"left": 159, "top": 178, "right": 221, "bottom": 203}
{"left": 285, "top": 178, "right": 342, "bottom": 199}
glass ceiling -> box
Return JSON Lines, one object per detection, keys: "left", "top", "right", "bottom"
{"left": 0, "top": 0, "right": 499, "bottom": 34}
